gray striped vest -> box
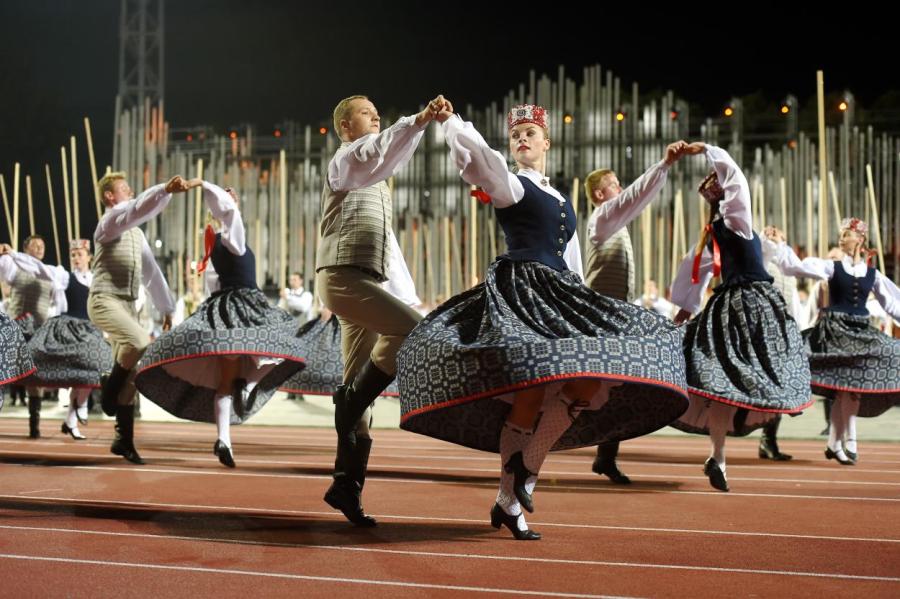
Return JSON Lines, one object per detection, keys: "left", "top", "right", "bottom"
{"left": 7, "top": 269, "right": 53, "bottom": 325}
{"left": 91, "top": 227, "right": 144, "bottom": 300}
{"left": 584, "top": 227, "right": 635, "bottom": 302}
{"left": 316, "top": 167, "right": 392, "bottom": 282}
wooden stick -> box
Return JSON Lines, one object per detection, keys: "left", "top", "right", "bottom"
{"left": 193, "top": 158, "right": 204, "bottom": 271}
{"left": 61, "top": 148, "right": 72, "bottom": 245}
{"left": 70, "top": 136, "right": 80, "bottom": 239}
{"left": 571, "top": 177, "right": 580, "bottom": 217}
{"left": 13, "top": 163, "right": 20, "bottom": 249}
{"left": 279, "top": 149, "right": 288, "bottom": 289}
{"left": 670, "top": 189, "right": 683, "bottom": 283}
{"left": 84, "top": 117, "right": 102, "bottom": 220}
{"left": 0, "top": 175, "right": 12, "bottom": 242}
{"left": 805, "top": 179, "right": 813, "bottom": 258}
{"left": 816, "top": 71, "right": 828, "bottom": 256}
{"left": 827, "top": 170, "right": 843, "bottom": 233}
{"left": 779, "top": 177, "right": 787, "bottom": 231}
{"left": 865, "top": 164, "right": 886, "bottom": 273}
{"left": 758, "top": 180, "right": 766, "bottom": 229}
{"left": 45, "top": 165, "right": 61, "bottom": 265}
{"left": 26, "top": 175, "right": 35, "bottom": 236}
{"left": 255, "top": 218, "right": 262, "bottom": 288}
{"left": 443, "top": 216, "right": 451, "bottom": 298}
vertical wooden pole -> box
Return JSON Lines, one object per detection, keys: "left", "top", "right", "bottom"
{"left": 61, "top": 148, "right": 72, "bottom": 244}
{"left": 0, "top": 175, "right": 13, "bottom": 242}
{"left": 45, "top": 165, "right": 61, "bottom": 265}
{"left": 84, "top": 117, "right": 102, "bottom": 220}
{"left": 70, "top": 136, "right": 80, "bottom": 239}
{"left": 816, "top": 71, "right": 828, "bottom": 255}
{"left": 13, "top": 163, "right": 21, "bottom": 248}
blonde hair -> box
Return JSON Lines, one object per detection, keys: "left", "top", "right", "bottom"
{"left": 97, "top": 171, "right": 127, "bottom": 203}
{"left": 332, "top": 95, "right": 369, "bottom": 139}
{"left": 584, "top": 169, "right": 615, "bottom": 202}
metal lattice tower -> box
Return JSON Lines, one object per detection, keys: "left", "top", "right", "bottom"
{"left": 117, "top": 0, "right": 164, "bottom": 110}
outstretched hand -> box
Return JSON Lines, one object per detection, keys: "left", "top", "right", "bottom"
{"left": 664, "top": 140, "right": 689, "bottom": 165}
{"left": 165, "top": 175, "right": 190, "bottom": 194}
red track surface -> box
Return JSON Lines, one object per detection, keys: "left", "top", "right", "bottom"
{"left": 0, "top": 419, "right": 898, "bottom": 598}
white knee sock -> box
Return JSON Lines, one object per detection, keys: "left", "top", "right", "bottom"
{"left": 214, "top": 393, "right": 233, "bottom": 448}
{"left": 828, "top": 393, "right": 850, "bottom": 455}
{"left": 707, "top": 402, "right": 734, "bottom": 473}
{"left": 65, "top": 395, "right": 80, "bottom": 430}
{"left": 844, "top": 394, "right": 860, "bottom": 454}
{"left": 74, "top": 388, "right": 89, "bottom": 422}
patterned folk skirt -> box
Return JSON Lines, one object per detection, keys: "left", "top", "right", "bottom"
{"left": 135, "top": 287, "right": 307, "bottom": 424}
{"left": 803, "top": 310, "right": 900, "bottom": 417}
{"left": 672, "top": 281, "right": 813, "bottom": 437}
{"left": 398, "top": 258, "right": 690, "bottom": 452}
{"left": 279, "top": 314, "right": 399, "bottom": 396}
{"left": 25, "top": 315, "right": 112, "bottom": 388}
{"left": 1, "top": 311, "right": 35, "bottom": 388}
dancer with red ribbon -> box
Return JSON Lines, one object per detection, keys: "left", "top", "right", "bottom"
{"left": 670, "top": 142, "right": 812, "bottom": 492}
{"left": 134, "top": 180, "right": 309, "bottom": 468}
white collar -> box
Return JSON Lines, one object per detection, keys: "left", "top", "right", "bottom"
{"left": 518, "top": 169, "right": 566, "bottom": 202}
{"left": 840, "top": 255, "right": 868, "bottom": 276}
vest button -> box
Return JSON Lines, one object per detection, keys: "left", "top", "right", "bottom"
{"left": 556, "top": 250, "right": 563, "bottom": 256}
{"left": 560, "top": 212, "right": 566, "bottom": 218}
{"left": 558, "top": 238, "right": 564, "bottom": 244}
{"left": 560, "top": 225, "right": 565, "bottom": 230}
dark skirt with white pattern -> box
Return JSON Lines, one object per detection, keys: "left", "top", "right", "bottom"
{"left": 671, "top": 281, "right": 813, "bottom": 437}
{"left": 398, "top": 259, "right": 690, "bottom": 453}
{"left": 279, "top": 314, "right": 399, "bottom": 396}
{"left": 1, "top": 312, "right": 35, "bottom": 387}
{"left": 25, "top": 315, "right": 112, "bottom": 388}
{"left": 803, "top": 310, "right": 900, "bottom": 417}
{"left": 135, "top": 287, "right": 307, "bottom": 424}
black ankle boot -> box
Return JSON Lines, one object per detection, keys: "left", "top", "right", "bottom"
{"left": 759, "top": 417, "right": 792, "bottom": 461}
{"left": 490, "top": 503, "right": 541, "bottom": 540}
{"left": 111, "top": 407, "right": 144, "bottom": 464}
{"left": 503, "top": 451, "right": 535, "bottom": 513}
{"left": 27, "top": 397, "right": 41, "bottom": 439}
{"left": 591, "top": 441, "right": 631, "bottom": 484}
{"left": 324, "top": 477, "right": 376, "bottom": 527}
{"left": 334, "top": 362, "right": 394, "bottom": 436}
{"left": 100, "top": 363, "right": 130, "bottom": 417}
{"left": 758, "top": 436, "right": 792, "bottom": 461}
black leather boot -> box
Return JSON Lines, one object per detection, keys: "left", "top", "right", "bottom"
{"left": 759, "top": 417, "right": 792, "bottom": 461}
{"left": 324, "top": 419, "right": 376, "bottom": 527}
{"left": 591, "top": 441, "right": 632, "bottom": 484}
{"left": 334, "top": 361, "right": 394, "bottom": 437}
{"left": 99, "top": 363, "right": 130, "bottom": 417}
{"left": 111, "top": 406, "right": 144, "bottom": 465}
{"left": 27, "top": 396, "right": 41, "bottom": 439}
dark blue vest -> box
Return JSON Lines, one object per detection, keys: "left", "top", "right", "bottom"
{"left": 210, "top": 233, "right": 257, "bottom": 290}
{"left": 64, "top": 272, "right": 90, "bottom": 320}
{"left": 827, "top": 260, "right": 876, "bottom": 316}
{"left": 709, "top": 219, "right": 773, "bottom": 287}
{"left": 494, "top": 175, "right": 576, "bottom": 272}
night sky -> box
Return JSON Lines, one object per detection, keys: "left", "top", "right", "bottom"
{"left": 1, "top": 0, "right": 896, "bottom": 246}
